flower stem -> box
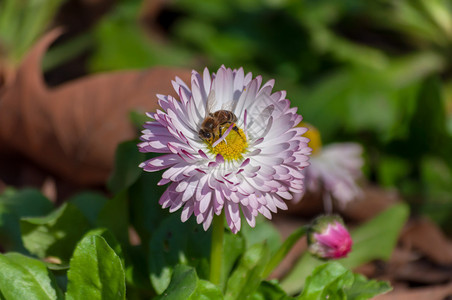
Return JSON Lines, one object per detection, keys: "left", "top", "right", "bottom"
{"left": 209, "top": 212, "right": 224, "bottom": 285}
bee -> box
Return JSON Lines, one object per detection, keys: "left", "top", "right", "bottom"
{"left": 198, "top": 91, "right": 240, "bottom": 145}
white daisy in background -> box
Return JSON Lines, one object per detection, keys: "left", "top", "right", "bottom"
{"left": 138, "top": 66, "right": 311, "bottom": 233}
{"left": 295, "top": 123, "right": 364, "bottom": 212}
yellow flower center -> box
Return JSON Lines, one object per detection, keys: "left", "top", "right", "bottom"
{"left": 208, "top": 127, "right": 248, "bottom": 161}
{"left": 300, "top": 122, "right": 322, "bottom": 154}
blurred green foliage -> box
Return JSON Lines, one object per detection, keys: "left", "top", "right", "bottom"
{"left": 0, "top": 0, "right": 66, "bottom": 66}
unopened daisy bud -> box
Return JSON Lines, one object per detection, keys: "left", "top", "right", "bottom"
{"left": 307, "top": 215, "right": 352, "bottom": 260}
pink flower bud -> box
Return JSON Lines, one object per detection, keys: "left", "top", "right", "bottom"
{"left": 307, "top": 215, "right": 352, "bottom": 259}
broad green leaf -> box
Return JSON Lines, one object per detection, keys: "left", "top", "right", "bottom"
{"left": 346, "top": 274, "right": 391, "bottom": 300}
{"left": 0, "top": 205, "right": 28, "bottom": 253}
{"left": 251, "top": 280, "right": 295, "bottom": 300}
{"left": 0, "top": 188, "right": 54, "bottom": 253}
{"left": 296, "top": 262, "right": 391, "bottom": 300}
{"left": 0, "top": 252, "right": 63, "bottom": 300}
{"left": 82, "top": 228, "right": 125, "bottom": 268}
{"left": 148, "top": 214, "right": 210, "bottom": 294}
{"left": 263, "top": 226, "right": 307, "bottom": 278}
{"left": 192, "top": 280, "right": 225, "bottom": 300}
{"left": 297, "top": 262, "right": 353, "bottom": 300}
{"left": 155, "top": 265, "right": 223, "bottom": 300}
{"left": 66, "top": 235, "right": 126, "bottom": 300}
{"left": 0, "top": 188, "right": 53, "bottom": 217}
{"left": 340, "top": 203, "right": 409, "bottom": 267}
{"left": 97, "top": 191, "right": 129, "bottom": 245}
{"left": 69, "top": 192, "right": 108, "bottom": 226}
{"left": 20, "top": 203, "right": 91, "bottom": 261}
{"left": 225, "top": 243, "right": 270, "bottom": 300}
{"left": 107, "top": 140, "right": 145, "bottom": 194}
{"left": 281, "top": 203, "right": 409, "bottom": 295}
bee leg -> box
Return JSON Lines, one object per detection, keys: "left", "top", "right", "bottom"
{"left": 232, "top": 124, "right": 246, "bottom": 140}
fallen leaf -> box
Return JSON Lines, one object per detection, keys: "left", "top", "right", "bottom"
{"left": 341, "top": 185, "right": 401, "bottom": 222}
{"left": 0, "top": 29, "right": 191, "bottom": 185}
{"left": 400, "top": 218, "right": 452, "bottom": 265}
{"left": 373, "top": 282, "right": 452, "bottom": 300}
{"left": 392, "top": 260, "right": 452, "bottom": 284}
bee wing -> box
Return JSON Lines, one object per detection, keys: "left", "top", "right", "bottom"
{"left": 245, "top": 92, "right": 286, "bottom": 135}
{"left": 220, "top": 100, "right": 235, "bottom": 112}
{"left": 205, "top": 90, "right": 217, "bottom": 116}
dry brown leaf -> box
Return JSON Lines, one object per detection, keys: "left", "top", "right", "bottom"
{"left": 373, "top": 282, "right": 452, "bottom": 300}
{"left": 0, "top": 29, "right": 191, "bottom": 185}
{"left": 341, "top": 185, "right": 401, "bottom": 222}
{"left": 400, "top": 218, "right": 452, "bottom": 265}
{"left": 392, "top": 260, "right": 452, "bottom": 284}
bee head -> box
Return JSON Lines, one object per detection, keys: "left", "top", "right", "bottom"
{"left": 198, "top": 129, "right": 213, "bottom": 142}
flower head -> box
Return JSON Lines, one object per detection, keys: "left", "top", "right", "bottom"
{"left": 138, "top": 66, "right": 311, "bottom": 233}
{"left": 307, "top": 215, "right": 352, "bottom": 259}
{"left": 295, "top": 123, "right": 364, "bottom": 210}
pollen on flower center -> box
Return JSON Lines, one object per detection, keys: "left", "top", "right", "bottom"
{"left": 208, "top": 127, "right": 248, "bottom": 161}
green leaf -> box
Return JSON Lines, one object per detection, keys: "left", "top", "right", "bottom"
{"left": 346, "top": 274, "right": 391, "bottom": 300}
{"left": 82, "top": 228, "right": 125, "bottom": 268}
{"left": 107, "top": 140, "right": 145, "bottom": 194}
{"left": 296, "top": 262, "right": 391, "bottom": 300}
{"left": 297, "top": 262, "right": 353, "bottom": 300}
{"left": 281, "top": 203, "right": 409, "bottom": 295}
{"left": 0, "top": 188, "right": 55, "bottom": 253}
{"left": 148, "top": 215, "right": 211, "bottom": 294}
{"left": 340, "top": 203, "right": 409, "bottom": 267}
{"left": 20, "top": 203, "right": 91, "bottom": 261}
{"left": 263, "top": 226, "right": 307, "bottom": 278}
{"left": 96, "top": 191, "right": 129, "bottom": 245}
{"left": 69, "top": 192, "right": 108, "bottom": 226}
{"left": 0, "top": 206, "right": 27, "bottom": 253}
{"left": 251, "top": 280, "right": 295, "bottom": 300}
{"left": 0, "top": 252, "right": 63, "bottom": 300}
{"left": 155, "top": 265, "right": 223, "bottom": 300}
{"left": 225, "top": 243, "right": 270, "bottom": 300}
{"left": 0, "top": 188, "right": 54, "bottom": 217}
{"left": 66, "top": 235, "right": 126, "bottom": 300}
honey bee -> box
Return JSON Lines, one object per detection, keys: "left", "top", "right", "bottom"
{"left": 198, "top": 91, "right": 240, "bottom": 145}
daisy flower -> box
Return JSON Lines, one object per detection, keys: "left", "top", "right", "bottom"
{"left": 295, "top": 123, "right": 364, "bottom": 211}
{"left": 138, "top": 66, "right": 311, "bottom": 233}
